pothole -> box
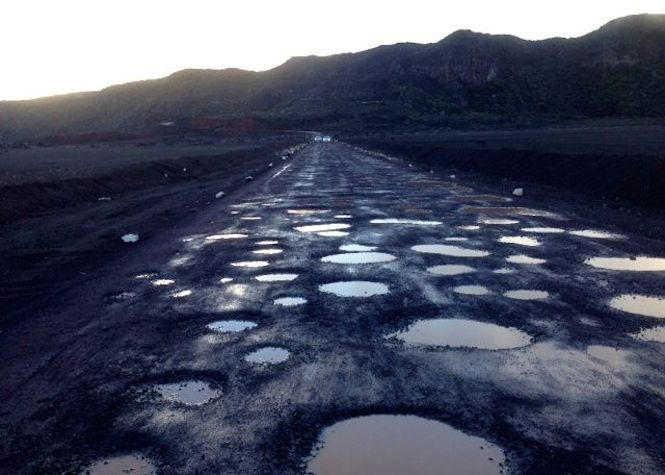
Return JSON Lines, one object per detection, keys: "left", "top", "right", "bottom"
{"left": 412, "top": 244, "right": 490, "bottom": 258}
{"left": 319, "top": 281, "right": 389, "bottom": 297}
{"left": 244, "top": 346, "right": 290, "bottom": 364}
{"left": 387, "top": 318, "right": 532, "bottom": 350}
{"left": 504, "top": 290, "right": 549, "bottom": 300}
{"left": 86, "top": 453, "right": 156, "bottom": 475}
{"left": 585, "top": 256, "right": 665, "bottom": 272}
{"left": 427, "top": 264, "right": 476, "bottom": 276}
{"left": 370, "top": 218, "right": 442, "bottom": 226}
{"left": 609, "top": 294, "right": 665, "bottom": 318}
{"left": 453, "top": 285, "right": 491, "bottom": 296}
{"left": 321, "top": 252, "right": 396, "bottom": 264}
{"left": 505, "top": 255, "right": 546, "bottom": 265}
{"left": 274, "top": 297, "right": 307, "bottom": 306}
{"left": 207, "top": 320, "right": 258, "bottom": 333}
{"left": 498, "top": 236, "right": 542, "bottom": 247}
{"left": 255, "top": 273, "right": 299, "bottom": 282}
{"left": 151, "top": 380, "right": 221, "bottom": 405}
{"left": 295, "top": 223, "right": 351, "bottom": 233}
{"left": 306, "top": 414, "right": 506, "bottom": 475}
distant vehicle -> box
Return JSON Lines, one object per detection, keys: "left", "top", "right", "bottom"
{"left": 322, "top": 136, "right": 332, "bottom": 142}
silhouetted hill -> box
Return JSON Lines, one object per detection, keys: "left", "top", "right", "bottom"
{"left": 1, "top": 14, "right": 664, "bottom": 141}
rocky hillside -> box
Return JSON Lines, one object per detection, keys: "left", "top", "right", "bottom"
{"left": 1, "top": 14, "right": 664, "bottom": 141}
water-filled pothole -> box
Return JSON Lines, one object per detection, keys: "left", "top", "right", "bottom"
{"left": 609, "top": 294, "right": 665, "bottom": 318}
{"left": 321, "top": 252, "right": 396, "bottom": 264}
{"left": 244, "top": 346, "right": 290, "bottom": 364}
{"left": 387, "top": 318, "right": 531, "bottom": 349}
{"left": 255, "top": 273, "right": 299, "bottom": 282}
{"left": 319, "top": 281, "right": 389, "bottom": 297}
{"left": 505, "top": 255, "right": 546, "bottom": 265}
{"left": 274, "top": 297, "right": 307, "bottom": 306}
{"left": 454, "top": 285, "right": 491, "bottom": 296}
{"left": 207, "top": 320, "right": 257, "bottom": 333}
{"left": 498, "top": 236, "right": 542, "bottom": 247}
{"left": 504, "top": 290, "right": 549, "bottom": 300}
{"left": 152, "top": 380, "right": 221, "bottom": 405}
{"left": 306, "top": 414, "right": 506, "bottom": 475}
{"left": 585, "top": 256, "right": 665, "bottom": 272}
{"left": 295, "top": 223, "right": 350, "bottom": 233}
{"left": 370, "top": 218, "right": 442, "bottom": 226}
{"left": 427, "top": 264, "right": 476, "bottom": 276}
{"left": 412, "top": 244, "right": 490, "bottom": 258}
{"left": 87, "top": 454, "right": 156, "bottom": 475}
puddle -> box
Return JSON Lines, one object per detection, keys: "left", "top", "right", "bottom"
{"left": 274, "top": 297, "right": 307, "bottom": 306}
{"left": 152, "top": 279, "right": 175, "bottom": 286}
{"left": 319, "top": 281, "right": 389, "bottom": 297}
{"left": 586, "top": 345, "right": 630, "bottom": 366}
{"left": 321, "top": 252, "right": 396, "bottom": 264}
{"left": 427, "top": 264, "right": 476, "bottom": 276}
{"left": 479, "top": 218, "right": 520, "bottom": 225}
{"left": 498, "top": 236, "right": 542, "bottom": 247}
{"left": 295, "top": 223, "right": 350, "bottom": 233}
{"left": 584, "top": 256, "right": 665, "bottom": 272}
{"left": 463, "top": 206, "right": 560, "bottom": 219}
{"left": 219, "top": 277, "right": 234, "bottom": 284}
{"left": 454, "top": 285, "right": 491, "bottom": 296}
{"left": 412, "top": 244, "right": 490, "bottom": 258}
{"left": 207, "top": 320, "right": 257, "bottom": 333}
{"left": 318, "top": 231, "right": 350, "bottom": 237}
{"left": 170, "top": 289, "right": 192, "bottom": 298}
{"left": 253, "top": 248, "right": 283, "bottom": 255}
{"left": 244, "top": 346, "right": 290, "bottom": 364}
{"left": 87, "top": 454, "right": 156, "bottom": 475}
{"left": 505, "top": 255, "right": 546, "bottom": 265}
{"left": 387, "top": 318, "right": 532, "bottom": 350}
{"left": 135, "top": 273, "right": 158, "bottom": 280}
{"left": 334, "top": 214, "right": 353, "bottom": 219}
{"left": 230, "top": 261, "right": 270, "bottom": 268}
{"left": 339, "top": 244, "right": 377, "bottom": 252}
{"left": 609, "top": 294, "right": 665, "bottom": 318}
{"left": 504, "top": 290, "right": 549, "bottom": 300}
{"left": 256, "top": 240, "right": 279, "bottom": 245}
{"left": 370, "top": 219, "right": 442, "bottom": 226}
{"left": 521, "top": 227, "right": 565, "bottom": 234}
{"left": 152, "top": 380, "right": 221, "bottom": 405}
{"left": 458, "top": 225, "right": 481, "bottom": 230}
{"left": 205, "top": 233, "right": 248, "bottom": 241}
{"left": 493, "top": 268, "right": 516, "bottom": 274}
{"left": 632, "top": 326, "right": 665, "bottom": 343}
{"left": 307, "top": 414, "right": 505, "bottom": 475}
{"left": 240, "top": 216, "right": 262, "bottom": 220}
{"left": 255, "top": 273, "right": 299, "bottom": 282}
{"left": 445, "top": 237, "right": 468, "bottom": 242}
{"left": 288, "top": 208, "right": 329, "bottom": 215}
{"left": 569, "top": 230, "right": 624, "bottom": 239}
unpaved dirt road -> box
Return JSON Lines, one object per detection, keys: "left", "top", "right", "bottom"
{"left": 1, "top": 142, "right": 665, "bottom": 474}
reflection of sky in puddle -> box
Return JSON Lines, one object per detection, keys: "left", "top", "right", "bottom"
{"left": 412, "top": 244, "right": 490, "bottom": 258}
{"left": 240, "top": 216, "right": 262, "bottom": 221}
{"left": 445, "top": 237, "right": 468, "bottom": 242}
{"left": 307, "top": 414, "right": 505, "bottom": 475}
{"left": 504, "top": 290, "right": 548, "bottom": 300}
{"left": 569, "top": 229, "right": 624, "bottom": 239}
{"left": 230, "top": 261, "right": 269, "bottom": 268}
{"left": 274, "top": 297, "right": 307, "bottom": 306}
{"left": 610, "top": 294, "right": 665, "bottom": 318}
{"left": 631, "top": 326, "right": 665, "bottom": 342}
{"left": 253, "top": 248, "right": 283, "bottom": 255}
{"left": 388, "top": 318, "right": 532, "bottom": 349}
{"left": 255, "top": 273, "right": 299, "bottom": 282}
{"left": 245, "top": 347, "right": 290, "bottom": 364}
{"left": 288, "top": 209, "right": 329, "bottom": 215}
{"left": 207, "top": 320, "right": 257, "bottom": 333}
{"left": 321, "top": 252, "right": 396, "bottom": 264}
{"left": 318, "top": 231, "right": 350, "bottom": 237}
{"left": 498, "top": 236, "right": 542, "bottom": 247}
{"left": 153, "top": 380, "right": 221, "bottom": 405}
{"left": 454, "top": 285, "right": 491, "bottom": 295}
{"left": 295, "top": 223, "right": 350, "bottom": 233}
{"left": 152, "top": 279, "right": 175, "bottom": 286}
{"left": 458, "top": 225, "right": 481, "bottom": 230}
{"left": 205, "top": 233, "right": 248, "bottom": 241}
{"left": 319, "top": 281, "right": 389, "bottom": 297}
{"left": 521, "top": 227, "right": 565, "bottom": 234}
{"left": 339, "top": 244, "right": 376, "bottom": 252}
{"left": 479, "top": 218, "right": 520, "bottom": 225}
{"left": 585, "top": 256, "right": 665, "bottom": 272}
{"left": 493, "top": 268, "right": 516, "bottom": 274}
{"left": 170, "top": 289, "right": 192, "bottom": 298}
{"left": 256, "top": 240, "right": 279, "bottom": 245}
{"left": 219, "top": 277, "right": 233, "bottom": 284}
{"left": 427, "top": 264, "right": 475, "bottom": 276}
{"left": 370, "top": 218, "right": 442, "bottom": 226}
{"left": 506, "top": 254, "right": 546, "bottom": 265}
{"left": 87, "top": 454, "right": 156, "bottom": 475}
{"left": 334, "top": 214, "right": 353, "bottom": 219}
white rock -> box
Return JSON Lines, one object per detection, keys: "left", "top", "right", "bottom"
{"left": 121, "top": 233, "right": 139, "bottom": 243}
{"left": 512, "top": 188, "right": 524, "bottom": 197}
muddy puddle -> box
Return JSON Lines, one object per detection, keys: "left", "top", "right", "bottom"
{"left": 87, "top": 454, "right": 156, "bottom": 475}
{"left": 319, "top": 281, "right": 389, "bottom": 297}
{"left": 253, "top": 248, "right": 283, "bottom": 255}
{"left": 321, "top": 252, "right": 396, "bottom": 264}
{"left": 454, "top": 285, "right": 491, "bottom": 296}
{"left": 274, "top": 297, "right": 307, "bottom": 306}
{"left": 504, "top": 290, "right": 549, "bottom": 300}
{"left": 387, "top": 318, "right": 532, "bottom": 350}
{"left": 231, "top": 261, "right": 270, "bottom": 268}
{"left": 632, "top": 326, "right": 665, "bottom": 343}
{"left": 207, "top": 320, "right": 257, "bottom": 333}
{"left": 585, "top": 256, "right": 665, "bottom": 272}
{"left": 609, "top": 294, "right": 665, "bottom": 318}
{"left": 244, "top": 346, "right": 290, "bottom": 364}
{"left": 412, "top": 244, "right": 490, "bottom": 258}
{"left": 255, "top": 273, "right": 299, "bottom": 282}
{"left": 370, "top": 218, "right": 442, "bottom": 226}
{"left": 498, "top": 236, "right": 542, "bottom": 247}
{"left": 295, "top": 223, "right": 351, "bottom": 233}
{"left": 152, "top": 380, "right": 221, "bottom": 406}
{"left": 339, "top": 244, "right": 376, "bottom": 252}
{"left": 505, "top": 255, "right": 546, "bottom": 265}
{"left": 307, "top": 414, "right": 505, "bottom": 475}
{"left": 521, "top": 227, "right": 565, "bottom": 234}
{"left": 569, "top": 229, "right": 624, "bottom": 239}
{"left": 427, "top": 264, "right": 476, "bottom": 276}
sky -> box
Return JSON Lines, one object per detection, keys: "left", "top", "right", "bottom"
{"left": 1, "top": 0, "right": 662, "bottom": 101}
